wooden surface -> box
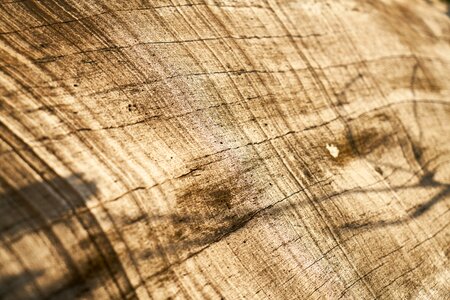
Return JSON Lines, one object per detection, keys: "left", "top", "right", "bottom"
{"left": 0, "top": 0, "right": 449, "bottom": 299}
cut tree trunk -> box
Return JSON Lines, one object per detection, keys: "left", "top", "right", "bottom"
{"left": 0, "top": 0, "right": 449, "bottom": 299}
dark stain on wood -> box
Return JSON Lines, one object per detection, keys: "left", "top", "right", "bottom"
{"left": 374, "top": 166, "right": 384, "bottom": 175}
{"left": 177, "top": 183, "right": 236, "bottom": 215}
{"left": 209, "top": 188, "right": 233, "bottom": 209}
{"left": 332, "top": 113, "right": 396, "bottom": 166}
{"left": 152, "top": 173, "right": 263, "bottom": 258}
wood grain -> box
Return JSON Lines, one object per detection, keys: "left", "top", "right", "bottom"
{"left": 0, "top": 0, "right": 449, "bottom": 299}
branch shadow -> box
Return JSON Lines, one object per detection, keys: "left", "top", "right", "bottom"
{"left": 0, "top": 174, "right": 135, "bottom": 299}
{"left": 0, "top": 270, "right": 45, "bottom": 300}
{"left": 1, "top": 153, "right": 448, "bottom": 298}
{"left": 0, "top": 174, "right": 97, "bottom": 242}
{"left": 339, "top": 167, "right": 450, "bottom": 230}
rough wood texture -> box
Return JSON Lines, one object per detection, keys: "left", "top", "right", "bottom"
{"left": 0, "top": 0, "right": 449, "bottom": 299}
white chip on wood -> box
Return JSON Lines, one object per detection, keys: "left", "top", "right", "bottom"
{"left": 326, "top": 143, "right": 340, "bottom": 158}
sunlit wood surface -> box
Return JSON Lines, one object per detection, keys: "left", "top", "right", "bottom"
{"left": 0, "top": 0, "right": 449, "bottom": 299}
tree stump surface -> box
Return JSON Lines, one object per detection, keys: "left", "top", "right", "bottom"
{"left": 0, "top": 0, "right": 449, "bottom": 299}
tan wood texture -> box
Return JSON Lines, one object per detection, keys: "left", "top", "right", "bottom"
{"left": 0, "top": 0, "right": 449, "bottom": 299}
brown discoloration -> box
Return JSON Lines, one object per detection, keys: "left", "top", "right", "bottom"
{"left": 330, "top": 113, "right": 397, "bottom": 166}
{"left": 173, "top": 180, "right": 240, "bottom": 244}
{"left": 209, "top": 188, "right": 233, "bottom": 209}
{"left": 375, "top": 166, "right": 384, "bottom": 175}
{"left": 178, "top": 184, "right": 234, "bottom": 213}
